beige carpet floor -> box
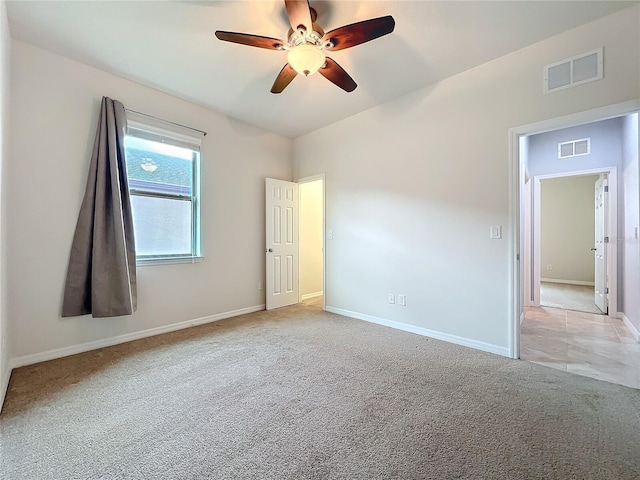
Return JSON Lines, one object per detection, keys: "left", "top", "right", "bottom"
{"left": 1, "top": 300, "right": 639, "bottom": 479}
{"left": 540, "top": 282, "right": 603, "bottom": 314}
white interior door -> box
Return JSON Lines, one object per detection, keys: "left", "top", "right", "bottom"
{"left": 265, "top": 178, "right": 299, "bottom": 310}
{"left": 594, "top": 174, "right": 607, "bottom": 313}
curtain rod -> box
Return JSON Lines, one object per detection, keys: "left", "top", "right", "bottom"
{"left": 125, "top": 109, "right": 207, "bottom": 137}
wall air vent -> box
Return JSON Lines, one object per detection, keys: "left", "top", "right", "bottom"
{"left": 558, "top": 138, "right": 590, "bottom": 159}
{"left": 543, "top": 48, "right": 603, "bottom": 94}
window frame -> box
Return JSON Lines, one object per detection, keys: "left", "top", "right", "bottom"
{"left": 125, "top": 117, "right": 203, "bottom": 266}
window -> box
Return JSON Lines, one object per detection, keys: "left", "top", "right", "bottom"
{"left": 125, "top": 119, "right": 201, "bottom": 264}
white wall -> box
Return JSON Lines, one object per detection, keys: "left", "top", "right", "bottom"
{"left": 0, "top": 0, "right": 11, "bottom": 407}
{"left": 293, "top": 6, "right": 640, "bottom": 355}
{"left": 7, "top": 41, "right": 292, "bottom": 361}
{"left": 540, "top": 175, "right": 598, "bottom": 284}
{"left": 622, "top": 113, "right": 640, "bottom": 334}
{"left": 299, "top": 179, "right": 323, "bottom": 298}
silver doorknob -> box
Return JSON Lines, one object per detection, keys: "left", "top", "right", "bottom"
{"left": 590, "top": 247, "right": 597, "bottom": 251}
{"left": 266, "top": 248, "right": 273, "bottom": 253}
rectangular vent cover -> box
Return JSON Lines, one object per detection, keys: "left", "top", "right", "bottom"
{"left": 558, "top": 138, "right": 591, "bottom": 159}
{"left": 544, "top": 48, "right": 603, "bottom": 94}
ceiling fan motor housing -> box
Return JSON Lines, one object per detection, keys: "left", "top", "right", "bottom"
{"left": 287, "top": 24, "right": 324, "bottom": 47}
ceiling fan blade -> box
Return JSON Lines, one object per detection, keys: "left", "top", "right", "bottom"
{"left": 271, "top": 64, "right": 298, "bottom": 94}
{"left": 215, "top": 31, "right": 284, "bottom": 50}
{"left": 319, "top": 58, "right": 357, "bottom": 92}
{"left": 323, "top": 16, "right": 395, "bottom": 51}
{"left": 285, "top": 0, "right": 313, "bottom": 32}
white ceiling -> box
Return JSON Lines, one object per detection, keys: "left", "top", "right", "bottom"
{"left": 5, "top": 1, "right": 636, "bottom": 138}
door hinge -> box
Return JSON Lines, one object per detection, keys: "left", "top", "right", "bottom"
{"left": 604, "top": 236, "right": 609, "bottom": 243}
{"left": 604, "top": 185, "right": 609, "bottom": 193}
{"left": 605, "top": 287, "right": 609, "bottom": 294}
{"left": 516, "top": 253, "right": 520, "bottom": 261}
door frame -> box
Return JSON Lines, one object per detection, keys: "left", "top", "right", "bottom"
{"left": 296, "top": 173, "right": 326, "bottom": 311}
{"left": 531, "top": 167, "right": 617, "bottom": 314}
{"left": 508, "top": 99, "right": 640, "bottom": 359}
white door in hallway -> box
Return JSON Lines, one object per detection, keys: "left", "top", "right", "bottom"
{"left": 265, "top": 178, "right": 299, "bottom": 310}
{"left": 594, "top": 174, "right": 607, "bottom": 313}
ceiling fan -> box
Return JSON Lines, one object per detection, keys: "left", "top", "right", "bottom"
{"left": 215, "top": 0, "right": 395, "bottom": 93}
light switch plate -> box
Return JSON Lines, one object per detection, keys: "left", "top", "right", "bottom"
{"left": 490, "top": 225, "right": 502, "bottom": 239}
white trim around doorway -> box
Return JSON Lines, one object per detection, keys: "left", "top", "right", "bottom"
{"left": 532, "top": 167, "right": 618, "bottom": 316}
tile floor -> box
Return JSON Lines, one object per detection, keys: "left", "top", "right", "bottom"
{"left": 521, "top": 306, "right": 640, "bottom": 389}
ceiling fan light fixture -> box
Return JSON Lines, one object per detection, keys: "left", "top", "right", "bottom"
{"left": 287, "top": 44, "right": 325, "bottom": 76}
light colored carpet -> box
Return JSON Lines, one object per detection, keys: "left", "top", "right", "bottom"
{"left": 1, "top": 301, "right": 639, "bottom": 479}
{"left": 540, "top": 281, "right": 603, "bottom": 314}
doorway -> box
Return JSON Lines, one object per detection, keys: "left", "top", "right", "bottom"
{"left": 534, "top": 170, "right": 615, "bottom": 315}
{"left": 510, "top": 101, "right": 640, "bottom": 388}
{"left": 264, "top": 175, "right": 325, "bottom": 311}
{"left": 511, "top": 102, "right": 639, "bottom": 356}
{"left": 298, "top": 175, "right": 325, "bottom": 310}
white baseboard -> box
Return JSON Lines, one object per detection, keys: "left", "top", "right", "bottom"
{"left": 325, "top": 306, "right": 510, "bottom": 357}
{"left": 619, "top": 312, "right": 640, "bottom": 343}
{"left": 301, "top": 291, "right": 323, "bottom": 301}
{"left": 10, "top": 304, "right": 265, "bottom": 369}
{"left": 540, "top": 278, "right": 595, "bottom": 286}
{"left": 0, "top": 363, "right": 10, "bottom": 413}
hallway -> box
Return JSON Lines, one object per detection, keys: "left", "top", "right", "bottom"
{"left": 521, "top": 306, "right": 639, "bottom": 389}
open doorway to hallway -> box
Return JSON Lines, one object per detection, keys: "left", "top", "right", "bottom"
{"left": 513, "top": 107, "right": 640, "bottom": 389}
{"left": 538, "top": 174, "right": 604, "bottom": 315}
{"left": 298, "top": 175, "right": 325, "bottom": 310}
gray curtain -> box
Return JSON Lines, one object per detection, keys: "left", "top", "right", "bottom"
{"left": 62, "top": 97, "right": 137, "bottom": 318}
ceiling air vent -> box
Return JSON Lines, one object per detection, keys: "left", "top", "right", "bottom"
{"left": 543, "top": 48, "right": 603, "bottom": 94}
{"left": 558, "top": 138, "right": 590, "bottom": 159}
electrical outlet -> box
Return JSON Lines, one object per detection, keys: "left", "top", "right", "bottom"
{"left": 547, "top": 265, "right": 553, "bottom": 270}
{"left": 398, "top": 294, "right": 406, "bottom": 306}
{"left": 328, "top": 230, "right": 333, "bottom": 240}
{"left": 258, "top": 281, "right": 263, "bottom": 290}
{"left": 388, "top": 294, "right": 395, "bottom": 304}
